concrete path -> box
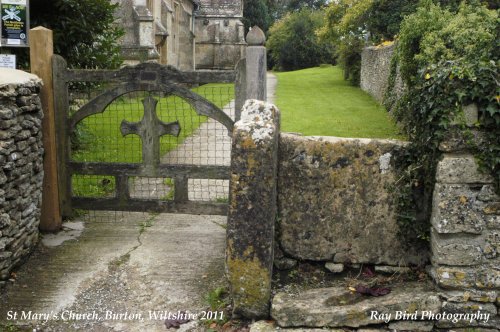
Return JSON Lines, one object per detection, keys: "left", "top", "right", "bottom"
{"left": 0, "top": 74, "right": 278, "bottom": 331}
{"left": 267, "top": 73, "right": 277, "bottom": 105}
{"left": 0, "top": 213, "right": 226, "bottom": 331}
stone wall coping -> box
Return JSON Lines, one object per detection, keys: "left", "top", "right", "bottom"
{"left": 282, "top": 132, "right": 408, "bottom": 146}
{"left": 363, "top": 43, "right": 395, "bottom": 51}
{"left": 0, "top": 68, "right": 41, "bottom": 86}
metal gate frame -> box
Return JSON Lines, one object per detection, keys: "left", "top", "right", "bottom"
{"left": 52, "top": 56, "right": 237, "bottom": 218}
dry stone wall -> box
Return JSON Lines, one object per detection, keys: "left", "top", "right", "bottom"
{"left": 0, "top": 69, "right": 44, "bottom": 285}
{"left": 277, "top": 134, "right": 428, "bottom": 267}
{"left": 360, "top": 44, "right": 404, "bottom": 105}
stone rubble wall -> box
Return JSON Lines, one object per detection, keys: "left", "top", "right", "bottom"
{"left": 429, "top": 119, "right": 500, "bottom": 328}
{"left": 277, "top": 134, "right": 428, "bottom": 268}
{"left": 0, "top": 69, "right": 44, "bottom": 284}
{"left": 360, "top": 44, "right": 404, "bottom": 105}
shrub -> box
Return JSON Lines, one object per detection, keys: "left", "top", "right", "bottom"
{"left": 16, "top": 0, "right": 124, "bottom": 69}
{"left": 391, "top": 1, "right": 499, "bottom": 242}
{"left": 267, "top": 9, "right": 334, "bottom": 71}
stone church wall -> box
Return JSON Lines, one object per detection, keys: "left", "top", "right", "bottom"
{"left": 194, "top": 0, "right": 245, "bottom": 70}
{"left": 113, "top": 0, "right": 245, "bottom": 70}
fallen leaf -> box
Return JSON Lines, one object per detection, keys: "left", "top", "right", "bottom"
{"left": 361, "top": 266, "right": 375, "bottom": 278}
{"left": 164, "top": 312, "right": 191, "bottom": 329}
{"left": 355, "top": 285, "right": 391, "bottom": 297}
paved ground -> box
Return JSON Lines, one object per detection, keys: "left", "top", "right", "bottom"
{"left": 0, "top": 74, "right": 277, "bottom": 331}
{"left": 0, "top": 213, "right": 227, "bottom": 331}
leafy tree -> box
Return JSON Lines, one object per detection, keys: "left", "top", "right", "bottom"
{"left": 28, "top": 0, "right": 123, "bottom": 69}
{"left": 266, "top": 0, "right": 289, "bottom": 20}
{"left": 267, "top": 9, "right": 334, "bottom": 71}
{"left": 243, "top": 0, "right": 272, "bottom": 33}
{"left": 366, "top": 0, "right": 418, "bottom": 41}
{"left": 285, "top": 0, "right": 328, "bottom": 11}
{"left": 318, "top": 0, "right": 373, "bottom": 84}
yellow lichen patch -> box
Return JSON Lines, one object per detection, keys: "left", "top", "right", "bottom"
{"left": 454, "top": 271, "right": 466, "bottom": 280}
{"left": 226, "top": 242, "right": 271, "bottom": 313}
{"left": 240, "top": 135, "right": 257, "bottom": 149}
{"left": 406, "top": 302, "right": 418, "bottom": 313}
{"left": 246, "top": 156, "right": 257, "bottom": 176}
{"left": 346, "top": 309, "right": 367, "bottom": 323}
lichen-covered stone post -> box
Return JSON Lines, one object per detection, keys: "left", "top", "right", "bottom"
{"left": 227, "top": 99, "right": 280, "bottom": 319}
{"left": 235, "top": 26, "right": 267, "bottom": 121}
{"left": 429, "top": 104, "right": 500, "bottom": 329}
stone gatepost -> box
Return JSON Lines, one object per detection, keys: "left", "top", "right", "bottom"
{"left": 235, "top": 26, "right": 267, "bottom": 121}
{"left": 226, "top": 99, "right": 280, "bottom": 319}
{"left": 429, "top": 104, "right": 500, "bottom": 329}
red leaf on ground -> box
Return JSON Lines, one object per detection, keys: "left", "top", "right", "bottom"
{"left": 355, "top": 285, "right": 391, "bottom": 297}
{"left": 164, "top": 312, "right": 191, "bottom": 329}
{"left": 361, "top": 266, "right": 375, "bottom": 278}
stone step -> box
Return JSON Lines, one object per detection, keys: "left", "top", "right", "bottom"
{"left": 271, "top": 282, "right": 441, "bottom": 329}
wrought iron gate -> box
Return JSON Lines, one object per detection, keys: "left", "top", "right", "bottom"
{"left": 53, "top": 56, "right": 236, "bottom": 217}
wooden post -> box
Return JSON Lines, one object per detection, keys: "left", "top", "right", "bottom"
{"left": 29, "top": 26, "right": 62, "bottom": 232}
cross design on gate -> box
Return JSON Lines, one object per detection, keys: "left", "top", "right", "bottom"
{"left": 121, "top": 96, "right": 181, "bottom": 167}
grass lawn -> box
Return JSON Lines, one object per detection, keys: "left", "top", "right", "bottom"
{"left": 71, "top": 83, "right": 234, "bottom": 197}
{"left": 274, "top": 65, "right": 403, "bottom": 139}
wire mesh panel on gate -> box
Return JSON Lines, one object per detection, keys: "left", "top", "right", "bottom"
{"left": 68, "top": 82, "right": 234, "bottom": 220}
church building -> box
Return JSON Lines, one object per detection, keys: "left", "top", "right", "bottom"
{"left": 111, "top": 0, "right": 245, "bottom": 70}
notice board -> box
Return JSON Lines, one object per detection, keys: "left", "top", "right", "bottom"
{"left": 1, "top": 0, "right": 29, "bottom": 47}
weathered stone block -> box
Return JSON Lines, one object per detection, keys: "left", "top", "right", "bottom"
{"left": 430, "top": 266, "right": 500, "bottom": 290}
{"left": 0, "top": 108, "right": 14, "bottom": 120}
{"left": 388, "top": 320, "right": 434, "bottom": 331}
{"left": 325, "top": 263, "right": 344, "bottom": 273}
{"left": 374, "top": 265, "right": 412, "bottom": 274}
{"left": 434, "top": 301, "right": 499, "bottom": 328}
{"left": 478, "top": 185, "right": 499, "bottom": 203}
{"left": 431, "top": 184, "right": 486, "bottom": 234}
{"left": 431, "top": 230, "right": 484, "bottom": 266}
{"left": 448, "top": 104, "right": 479, "bottom": 128}
{"left": 439, "top": 127, "right": 486, "bottom": 153}
{"left": 486, "top": 215, "right": 500, "bottom": 230}
{"left": 436, "top": 155, "right": 494, "bottom": 184}
{"left": 484, "top": 202, "right": 500, "bottom": 215}
{"left": 278, "top": 134, "right": 427, "bottom": 265}
{"left": 438, "top": 289, "right": 498, "bottom": 303}
{"left": 271, "top": 282, "right": 441, "bottom": 328}
{"left": 449, "top": 328, "right": 500, "bottom": 332}
{"left": 227, "top": 100, "right": 280, "bottom": 319}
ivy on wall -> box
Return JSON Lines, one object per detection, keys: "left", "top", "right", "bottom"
{"left": 387, "top": 0, "right": 499, "bottom": 242}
